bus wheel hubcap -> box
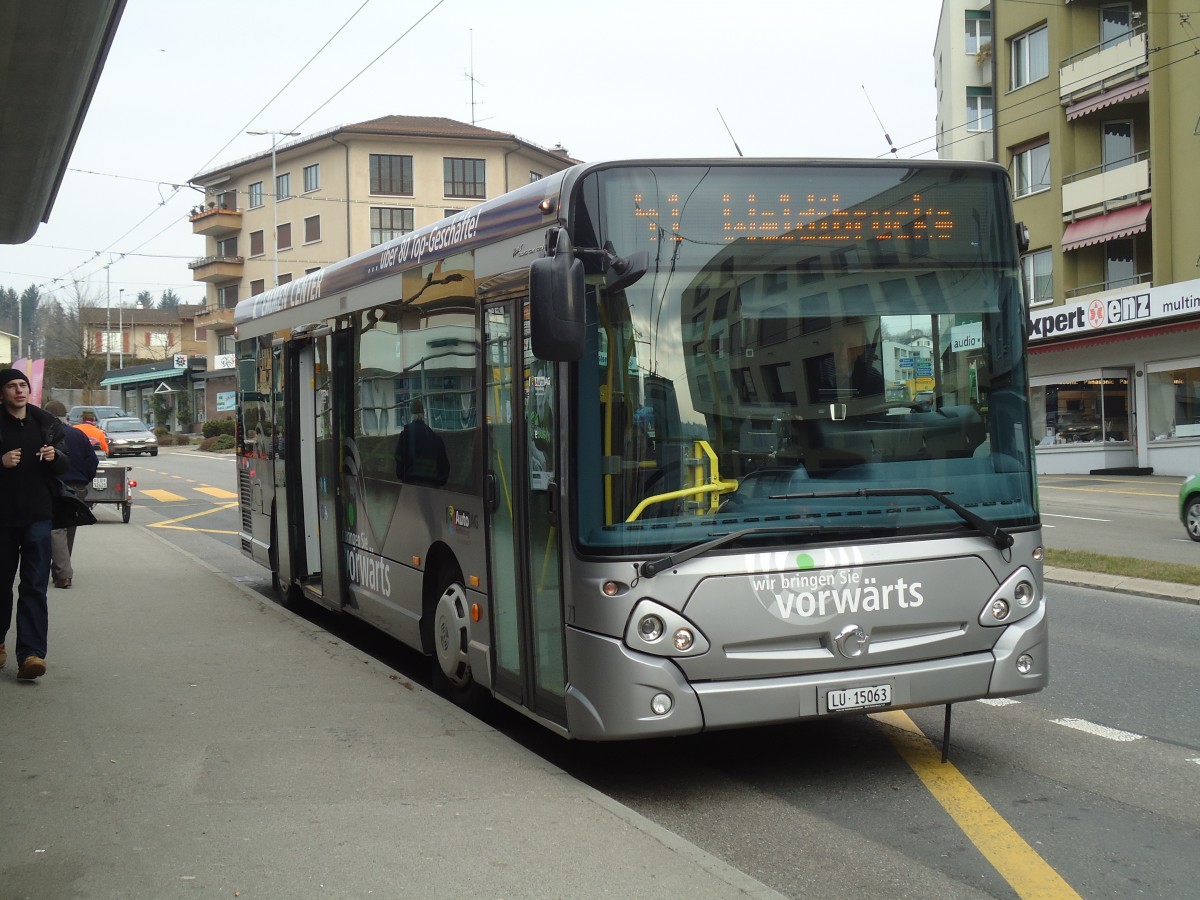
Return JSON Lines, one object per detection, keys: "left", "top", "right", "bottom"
{"left": 434, "top": 583, "right": 471, "bottom": 686}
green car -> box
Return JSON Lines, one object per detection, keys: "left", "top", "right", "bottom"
{"left": 1182, "top": 473, "right": 1200, "bottom": 542}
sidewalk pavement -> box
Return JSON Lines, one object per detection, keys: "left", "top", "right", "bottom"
{"left": 2, "top": 523, "right": 784, "bottom": 900}
{"left": 1044, "top": 566, "right": 1200, "bottom": 604}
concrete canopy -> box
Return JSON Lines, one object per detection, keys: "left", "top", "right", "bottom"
{"left": 0, "top": 0, "right": 125, "bottom": 244}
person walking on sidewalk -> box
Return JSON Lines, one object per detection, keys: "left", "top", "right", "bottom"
{"left": 43, "top": 400, "right": 98, "bottom": 589}
{"left": 0, "top": 369, "right": 69, "bottom": 680}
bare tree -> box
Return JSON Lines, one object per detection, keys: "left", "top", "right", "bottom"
{"left": 42, "top": 281, "right": 107, "bottom": 397}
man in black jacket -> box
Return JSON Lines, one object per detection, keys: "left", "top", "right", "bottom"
{"left": 44, "top": 400, "right": 99, "bottom": 589}
{"left": 0, "top": 369, "right": 70, "bottom": 680}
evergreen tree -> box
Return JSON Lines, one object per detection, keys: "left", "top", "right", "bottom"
{"left": 159, "top": 288, "right": 181, "bottom": 311}
{"left": 136, "top": 290, "right": 155, "bottom": 309}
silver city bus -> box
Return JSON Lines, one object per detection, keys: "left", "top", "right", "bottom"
{"left": 235, "top": 158, "right": 1047, "bottom": 740}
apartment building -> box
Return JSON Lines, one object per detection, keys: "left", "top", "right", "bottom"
{"left": 934, "top": 0, "right": 996, "bottom": 161}
{"left": 940, "top": 1, "right": 1200, "bottom": 476}
{"left": 187, "top": 115, "right": 575, "bottom": 419}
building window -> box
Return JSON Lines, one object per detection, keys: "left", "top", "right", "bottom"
{"left": 249, "top": 230, "right": 264, "bottom": 257}
{"left": 1012, "top": 141, "right": 1050, "bottom": 197}
{"left": 369, "top": 154, "right": 413, "bottom": 195}
{"left": 277, "top": 273, "right": 292, "bottom": 285}
{"left": 444, "top": 209, "right": 462, "bottom": 218}
{"left": 217, "top": 284, "right": 238, "bottom": 309}
{"left": 1105, "top": 238, "right": 1137, "bottom": 290}
{"left": 1011, "top": 24, "right": 1049, "bottom": 89}
{"left": 1147, "top": 359, "right": 1200, "bottom": 441}
{"left": 444, "top": 157, "right": 486, "bottom": 198}
{"left": 966, "top": 87, "right": 992, "bottom": 132}
{"left": 529, "top": 171, "right": 543, "bottom": 182}
{"left": 305, "top": 267, "right": 321, "bottom": 275}
{"left": 371, "top": 207, "right": 414, "bottom": 246}
{"left": 1032, "top": 372, "right": 1130, "bottom": 445}
{"left": 303, "top": 163, "right": 320, "bottom": 193}
{"left": 304, "top": 215, "right": 321, "bottom": 243}
{"left": 248, "top": 181, "right": 263, "bottom": 208}
{"left": 216, "top": 236, "right": 238, "bottom": 257}
{"left": 1100, "top": 3, "right": 1134, "bottom": 50}
{"left": 1102, "top": 120, "right": 1134, "bottom": 171}
{"left": 250, "top": 279, "right": 265, "bottom": 296}
{"left": 216, "top": 189, "right": 237, "bottom": 210}
{"left": 217, "top": 333, "right": 236, "bottom": 355}
{"left": 1021, "top": 249, "right": 1053, "bottom": 306}
{"left": 965, "top": 9, "right": 991, "bottom": 55}
{"left": 277, "top": 222, "right": 292, "bottom": 251}
{"left": 147, "top": 331, "right": 171, "bottom": 349}
{"left": 276, "top": 172, "right": 291, "bottom": 201}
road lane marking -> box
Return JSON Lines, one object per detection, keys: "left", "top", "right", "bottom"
{"left": 195, "top": 486, "right": 238, "bottom": 499}
{"left": 141, "top": 489, "right": 187, "bottom": 502}
{"left": 147, "top": 501, "right": 239, "bottom": 535}
{"left": 872, "top": 710, "right": 1082, "bottom": 900}
{"left": 1041, "top": 513, "right": 1111, "bottom": 522}
{"left": 1039, "top": 484, "right": 1175, "bottom": 498}
{"left": 1051, "top": 718, "right": 1144, "bottom": 742}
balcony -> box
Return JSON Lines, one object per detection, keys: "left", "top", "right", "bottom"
{"left": 188, "top": 255, "right": 244, "bottom": 283}
{"left": 190, "top": 206, "right": 242, "bottom": 237}
{"left": 194, "top": 304, "right": 235, "bottom": 329}
{"left": 1059, "top": 31, "right": 1148, "bottom": 105}
{"left": 1062, "top": 154, "right": 1150, "bottom": 220}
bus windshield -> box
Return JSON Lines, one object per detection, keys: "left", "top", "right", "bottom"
{"left": 570, "top": 163, "right": 1037, "bottom": 555}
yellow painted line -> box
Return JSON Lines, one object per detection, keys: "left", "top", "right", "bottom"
{"left": 1040, "top": 484, "right": 1174, "bottom": 498}
{"left": 141, "top": 488, "right": 187, "bottom": 502}
{"left": 195, "top": 486, "right": 238, "bottom": 499}
{"left": 872, "top": 710, "right": 1081, "bottom": 900}
{"left": 147, "top": 502, "right": 239, "bottom": 534}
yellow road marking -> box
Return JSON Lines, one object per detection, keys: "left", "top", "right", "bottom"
{"left": 141, "top": 488, "right": 187, "bottom": 502}
{"left": 147, "top": 501, "right": 239, "bottom": 534}
{"left": 195, "top": 486, "right": 238, "bottom": 499}
{"left": 1039, "top": 484, "right": 1174, "bottom": 498}
{"left": 872, "top": 710, "right": 1081, "bottom": 899}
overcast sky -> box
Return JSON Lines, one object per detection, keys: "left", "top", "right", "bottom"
{"left": 0, "top": 0, "right": 944, "bottom": 313}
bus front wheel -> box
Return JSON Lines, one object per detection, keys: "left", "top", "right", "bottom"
{"left": 430, "top": 578, "right": 486, "bottom": 710}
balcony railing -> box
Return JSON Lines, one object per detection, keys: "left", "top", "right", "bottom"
{"left": 1062, "top": 153, "right": 1150, "bottom": 219}
{"left": 1065, "top": 271, "right": 1152, "bottom": 300}
{"left": 1059, "top": 29, "right": 1148, "bottom": 104}
{"left": 188, "top": 255, "right": 244, "bottom": 283}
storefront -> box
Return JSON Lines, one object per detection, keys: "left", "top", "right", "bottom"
{"left": 99, "top": 357, "right": 206, "bottom": 432}
{"left": 1028, "top": 277, "right": 1200, "bottom": 476}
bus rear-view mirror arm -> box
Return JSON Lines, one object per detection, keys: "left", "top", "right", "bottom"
{"left": 530, "top": 227, "right": 586, "bottom": 361}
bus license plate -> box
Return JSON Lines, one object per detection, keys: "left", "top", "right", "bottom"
{"left": 827, "top": 684, "right": 892, "bottom": 712}
{"left": 92, "top": 477, "right": 108, "bottom": 491}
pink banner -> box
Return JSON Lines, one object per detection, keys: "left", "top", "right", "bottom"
{"left": 14, "top": 356, "right": 44, "bottom": 406}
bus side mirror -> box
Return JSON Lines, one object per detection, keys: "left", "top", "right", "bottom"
{"left": 529, "top": 227, "right": 585, "bottom": 361}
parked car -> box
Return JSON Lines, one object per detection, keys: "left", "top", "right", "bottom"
{"left": 99, "top": 417, "right": 158, "bottom": 457}
{"left": 1181, "top": 473, "right": 1200, "bottom": 542}
{"left": 67, "top": 405, "right": 126, "bottom": 424}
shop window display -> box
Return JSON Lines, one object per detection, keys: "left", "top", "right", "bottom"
{"left": 1031, "top": 374, "right": 1130, "bottom": 445}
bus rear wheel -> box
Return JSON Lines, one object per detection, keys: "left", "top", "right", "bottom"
{"left": 430, "top": 579, "right": 486, "bottom": 710}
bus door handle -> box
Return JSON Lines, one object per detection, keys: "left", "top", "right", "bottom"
{"left": 546, "top": 481, "right": 558, "bottom": 527}
{"left": 485, "top": 472, "right": 498, "bottom": 512}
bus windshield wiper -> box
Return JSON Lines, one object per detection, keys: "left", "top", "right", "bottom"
{"left": 774, "top": 487, "right": 1014, "bottom": 551}
{"left": 640, "top": 525, "right": 822, "bottom": 579}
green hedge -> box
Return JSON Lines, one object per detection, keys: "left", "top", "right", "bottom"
{"left": 202, "top": 417, "right": 236, "bottom": 438}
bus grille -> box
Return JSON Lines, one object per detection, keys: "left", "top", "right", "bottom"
{"left": 238, "top": 468, "right": 253, "bottom": 532}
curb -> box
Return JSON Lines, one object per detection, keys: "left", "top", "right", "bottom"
{"left": 1044, "top": 566, "right": 1200, "bottom": 605}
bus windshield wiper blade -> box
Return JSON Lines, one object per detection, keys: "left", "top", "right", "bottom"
{"left": 774, "top": 487, "right": 1014, "bottom": 551}
{"left": 640, "top": 525, "right": 822, "bottom": 579}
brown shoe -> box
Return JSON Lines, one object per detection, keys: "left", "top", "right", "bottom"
{"left": 17, "top": 656, "right": 46, "bottom": 680}
{"left": 54, "top": 579, "right": 72, "bottom": 589}
{"left": 0, "top": 643, "right": 6, "bottom": 669}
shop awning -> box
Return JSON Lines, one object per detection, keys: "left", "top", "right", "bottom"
{"left": 100, "top": 366, "right": 187, "bottom": 387}
{"left": 1030, "top": 319, "right": 1200, "bottom": 354}
{"left": 1065, "top": 76, "right": 1149, "bottom": 121}
{"left": 1062, "top": 203, "right": 1150, "bottom": 252}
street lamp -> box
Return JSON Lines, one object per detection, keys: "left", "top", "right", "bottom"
{"left": 246, "top": 129, "right": 300, "bottom": 286}
{"left": 105, "top": 264, "right": 112, "bottom": 403}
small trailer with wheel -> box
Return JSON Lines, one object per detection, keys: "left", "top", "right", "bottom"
{"left": 85, "top": 464, "right": 136, "bottom": 523}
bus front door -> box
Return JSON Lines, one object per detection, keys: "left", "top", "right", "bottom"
{"left": 483, "top": 300, "right": 567, "bottom": 727}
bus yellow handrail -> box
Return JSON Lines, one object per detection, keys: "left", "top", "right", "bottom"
{"left": 625, "top": 439, "right": 738, "bottom": 522}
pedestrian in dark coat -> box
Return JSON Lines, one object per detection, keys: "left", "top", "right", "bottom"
{"left": 43, "top": 400, "right": 99, "bottom": 589}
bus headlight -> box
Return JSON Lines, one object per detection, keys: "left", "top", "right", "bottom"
{"left": 1016, "top": 653, "right": 1034, "bottom": 674}
{"left": 638, "top": 615, "right": 664, "bottom": 642}
{"left": 979, "top": 567, "right": 1041, "bottom": 627}
{"left": 625, "top": 600, "right": 710, "bottom": 657}
{"left": 651, "top": 693, "right": 673, "bottom": 715}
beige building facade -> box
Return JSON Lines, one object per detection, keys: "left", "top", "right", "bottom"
{"left": 187, "top": 115, "right": 575, "bottom": 419}
{"left": 955, "top": 0, "right": 1200, "bottom": 475}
